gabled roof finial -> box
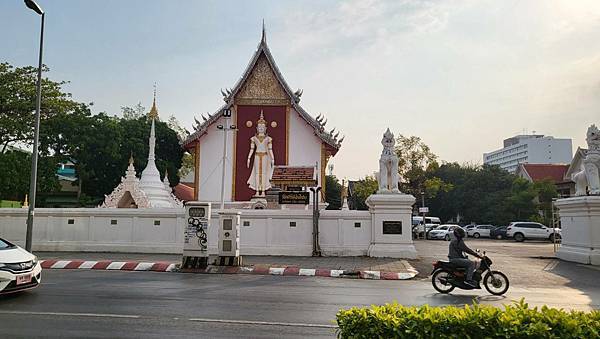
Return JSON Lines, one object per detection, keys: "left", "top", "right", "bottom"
{"left": 261, "top": 19, "right": 266, "bottom": 44}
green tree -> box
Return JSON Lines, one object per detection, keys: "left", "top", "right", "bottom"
{"left": 121, "top": 102, "right": 145, "bottom": 120}
{"left": 325, "top": 175, "right": 343, "bottom": 210}
{"left": 0, "top": 151, "right": 59, "bottom": 202}
{"left": 532, "top": 179, "right": 558, "bottom": 225}
{"left": 349, "top": 176, "right": 378, "bottom": 210}
{"left": 0, "top": 62, "right": 83, "bottom": 153}
{"left": 395, "top": 134, "right": 439, "bottom": 196}
{"left": 506, "top": 177, "right": 538, "bottom": 221}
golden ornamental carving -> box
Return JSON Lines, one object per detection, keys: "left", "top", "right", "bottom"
{"left": 235, "top": 54, "right": 290, "bottom": 106}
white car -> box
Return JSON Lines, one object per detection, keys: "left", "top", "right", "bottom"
{"left": 428, "top": 224, "right": 461, "bottom": 241}
{"left": 0, "top": 238, "right": 42, "bottom": 294}
{"left": 467, "top": 225, "right": 495, "bottom": 238}
{"left": 505, "top": 222, "right": 562, "bottom": 242}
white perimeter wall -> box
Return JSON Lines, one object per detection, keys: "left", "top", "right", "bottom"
{"left": 0, "top": 208, "right": 371, "bottom": 256}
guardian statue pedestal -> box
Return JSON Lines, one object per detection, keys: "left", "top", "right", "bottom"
{"left": 555, "top": 196, "right": 600, "bottom": 266}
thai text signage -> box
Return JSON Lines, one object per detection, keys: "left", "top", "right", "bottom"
{"left": 279, "top": 191, "right": 310, "bottom": 205}
{"left": 383, "top": 221, "right": 402, "bottom": 234}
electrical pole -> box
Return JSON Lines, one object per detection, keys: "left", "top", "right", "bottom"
{"left": 217, "top": 108, "right": 236, "bottom": 210}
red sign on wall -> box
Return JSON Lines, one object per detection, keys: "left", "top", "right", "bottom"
{"left": 234, "top": 105, "right": 287, "bottom": 201}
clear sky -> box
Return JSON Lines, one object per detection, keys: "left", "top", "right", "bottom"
{"left": 2, "top": 0, "right": 599, "bottom": 180}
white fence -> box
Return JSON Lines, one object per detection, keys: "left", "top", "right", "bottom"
{"left": 0, "top": 208, "right": 372, "bottom": 256}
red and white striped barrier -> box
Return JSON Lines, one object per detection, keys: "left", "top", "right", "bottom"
{"left": 40, "top": 260, "right": 418, "bottom": 280}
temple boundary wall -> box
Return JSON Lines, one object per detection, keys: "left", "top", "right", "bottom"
{"left": 0, "top": 208, "right": 371, "bottom": 256}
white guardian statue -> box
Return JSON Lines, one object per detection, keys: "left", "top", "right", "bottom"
{"left": 575, "top": 124, "right": 600, "bottom": 195}
{"left": 247, "top": 111, "right": 275, "bottom": 197}
{"left": 377, "top": 128, "right": 400, "bottom": 194}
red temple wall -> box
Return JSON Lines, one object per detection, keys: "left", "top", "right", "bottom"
{"left": 234, "top": 105, "right": 287, "bottom": 201}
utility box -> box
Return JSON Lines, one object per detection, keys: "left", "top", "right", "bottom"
{"left": 217, "top": 211, "right": 241, "bottom": 266}
{"left": 182, "top": 202, "right": 211, "bottom": 269}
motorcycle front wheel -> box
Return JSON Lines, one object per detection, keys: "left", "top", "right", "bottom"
{"left": 432, "top": 269, "right": 455, "bottom": 294}
{"left": 483, "top": 271, "right": 509, "bottom": 295}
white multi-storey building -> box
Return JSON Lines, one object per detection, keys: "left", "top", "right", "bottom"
{"left": 483, "top": 134, "right": 572, "bottom": 173}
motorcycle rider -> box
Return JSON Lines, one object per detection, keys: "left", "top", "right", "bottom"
{"left": 448, "top": 227, "right": 482, "bottom": 287}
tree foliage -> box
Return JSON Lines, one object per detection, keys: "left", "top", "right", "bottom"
{"left": 325, "top": 175, "right": 343, "bottom": 210}
{"left": 0, "top": 62, "right": 185, "bottom": 204}
{"left": 349, "top": 176, "right": 378, "bottom": 210}
{"left": 395, "top": 134, "right": 439, "bottom": 196}
{"left": 0, "top": 63, "right": 87, "bottom": 152}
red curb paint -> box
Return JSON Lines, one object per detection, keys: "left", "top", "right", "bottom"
{"left": 64, "top": 260, "right": 85, "bottom": 269}
{"left": 283, "top": 267, "right": 300, "bottom": 276}
{"left": 315, "top": 269, "right": 332, "bottom": 277}
{"left": 252, "top": 266, "right": 270, "bottom": 275}
{"left": 380, "top": 272, "right": 398, "bottom": 280}
{"left": 41, "top": 260, "right": 58, "bottom": 269}
{"left": 223, "top": 266, "right": 239, "bottom": 274}
{"left": 120, "top": 262, "right": 139, "bottom": 271}
{"left": 92, "top": 261, "right": 112, "bottom": 270}
{"left": 150, "top": 262, "right": 171, "bottom": 272}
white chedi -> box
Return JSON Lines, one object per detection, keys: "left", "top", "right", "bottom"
{"left": 138, "top": 118, "right": 182, "bottom": 208}
{"left": 100, "top": 156, "right": 150, "bottom": 208}
{"left": 573, "top": 124, "right": 600, "bottom": 195}
{"left": 377, "top": 128, "right": 400, "bottom": 194}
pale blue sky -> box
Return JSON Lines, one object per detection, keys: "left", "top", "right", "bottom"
{"left": 2, "top": 0, "right": 600, "bottom": 179}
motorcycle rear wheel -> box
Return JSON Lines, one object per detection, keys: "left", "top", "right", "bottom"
{"left": 483, "top": 271, "right": 509, "bottom": 295}
{"left": 432, "top": 269, "right": 455, "bottom": 294}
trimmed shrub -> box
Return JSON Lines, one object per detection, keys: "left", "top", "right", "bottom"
{"left": 336, "top": 300, "right": 600, "bottom": 338}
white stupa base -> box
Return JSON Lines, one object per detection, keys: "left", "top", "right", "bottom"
{"left": 555, "top": 196, "right": 600, "bottom": 266}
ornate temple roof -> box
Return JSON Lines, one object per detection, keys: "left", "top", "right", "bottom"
{"left": 182, "top": 26, "right": 343, "bottom": 155}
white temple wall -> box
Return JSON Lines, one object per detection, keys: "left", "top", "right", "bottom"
{"left": 0, "top": 208, "right": 371, "bottom": 256}
{"left": 197, "top": 115, "right": 235, "bottom": 202}
{"left": 288, "top": 108, "right": 322, "bottom": 173}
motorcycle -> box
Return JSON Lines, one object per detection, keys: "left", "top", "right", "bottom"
{"left": 431, "top": 251, "right": 509, "bottom": 295}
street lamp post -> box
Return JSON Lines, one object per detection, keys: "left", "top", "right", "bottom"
{"left": 24, "top": 0, "right": 45, "bottom": 252}
{"left": 309, "top": 186, "right": 322, "bottom": 257}
{"left": 217, "top": 108, "right": 236, "bottom": 210}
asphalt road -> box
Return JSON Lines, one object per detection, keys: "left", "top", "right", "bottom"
{"left": 1, "top": 269, "right": 599, "bottom": 338}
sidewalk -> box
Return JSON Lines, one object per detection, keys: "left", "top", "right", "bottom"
{"left": 36, "top": 252, "right": 418, "bottom": 280}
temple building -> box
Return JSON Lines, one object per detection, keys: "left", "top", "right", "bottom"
{"left": 101, "top": 93, "right": 182, "bottom": 208}
{"left": 182, "top": 27, "right": 343, "bottom": 204}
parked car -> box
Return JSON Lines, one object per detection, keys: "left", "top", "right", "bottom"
{"left": 467, "top": 225, "right": 495, "bottom": 238}
{"left": 0, "top": 238, "right": 42, "bottom": 294}
{"left": 506, "top": 222, "right": 561, "bottom": 242}
{"left": 464, "top": 224, "right": 476, "bottom": 233}
{"left": 490, "top": 226, "right": 508, "bottom": 240}
{"left": 428, "top": 224, "right": 461, "bottom": 241}
{"left": 412, "top": 216, "right": 441, "bottom": 238}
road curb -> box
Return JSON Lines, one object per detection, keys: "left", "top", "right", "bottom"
{"left": 40, "top": 260, "right": 418, "bottom": 280}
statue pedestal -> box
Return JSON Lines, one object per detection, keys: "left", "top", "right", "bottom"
{"left": 250, "top": 197, "right": 268, "bottom": 209}
{"left": 366, "top": 194, "right": 417, "bottom": 259}
{"left": 555, "top": 196, "right": 600, "bottom": 265}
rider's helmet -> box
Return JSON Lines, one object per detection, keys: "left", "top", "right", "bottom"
{"left": 453, "top": 227, "right": 466, "bottom": 239}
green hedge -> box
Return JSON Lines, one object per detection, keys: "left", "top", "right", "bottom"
{"left": 336, "top": 300, "right": 600, "bottom": 338}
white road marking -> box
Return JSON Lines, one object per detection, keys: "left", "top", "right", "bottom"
{"left": 106, "top": 262, "right": 126, "bottom": 270}
{"left": 50, "top": 261, "right": 71, "bottom": 269}
{"left": 362, "top": 271, "right": 381, "bottom": 279}
{"left": 78, "top": 261, "right": 97, "bottom": 269}
{"left": 298, "top": 268, "right": 316, "bottom": 276}
{"left": 134, "top": 262, "right": 155, "bottom": 271}
{"left": 188, "top": 317, "right": 337, "bottom": 328}
{"left": 268, "top": 267, "right": 284, "bottom": 275}
{"left": 0, "top": 310, "right": 140, "bottom": 319}
{"left": 329, "top": 270, "right": 344, "bottom": 277}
